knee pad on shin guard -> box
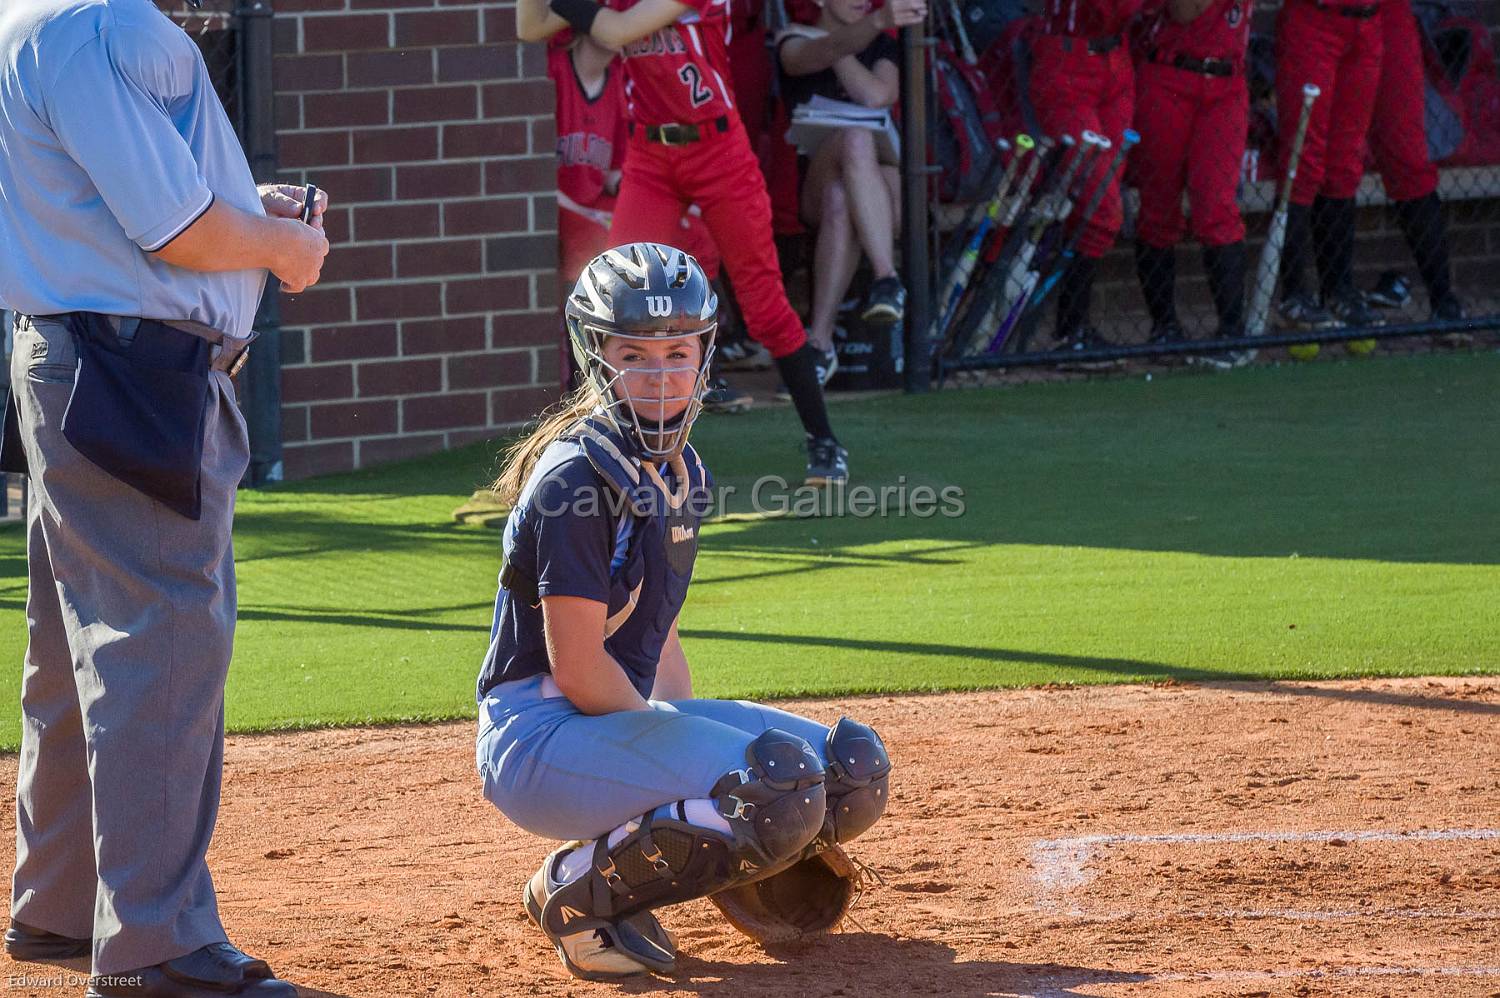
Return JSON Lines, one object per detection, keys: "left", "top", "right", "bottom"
{"left": 540, "top": 729, "right": 826, "bottom": 941}
{"left": 821, "top": 717, "right": 892, "bottom": 844}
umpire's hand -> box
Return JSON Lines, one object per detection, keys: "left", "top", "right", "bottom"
{"left": 259, "top": 183, "right": 330, "bottom": 293}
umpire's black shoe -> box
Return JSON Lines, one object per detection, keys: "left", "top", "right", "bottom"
{"left": 85, "top": 943, "right": 297, "bottom": 997}
{"left": 5, "top": 918, "right": 91, "bottom": 962}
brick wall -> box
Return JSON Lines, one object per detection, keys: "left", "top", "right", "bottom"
{"left": 272, "top": 0, "right": 559, "bottom": 480}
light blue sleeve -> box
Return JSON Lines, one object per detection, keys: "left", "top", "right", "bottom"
{"left": 42, "top": 24, "right": 216, "bottom": 252}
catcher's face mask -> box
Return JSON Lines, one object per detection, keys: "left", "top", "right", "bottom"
{"left": 579, "top": 330, "right": 712, "bottom": 460}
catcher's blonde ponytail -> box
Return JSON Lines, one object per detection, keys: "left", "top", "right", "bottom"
{"left": 490, "top": 384, "right": 600, "bottom": 507}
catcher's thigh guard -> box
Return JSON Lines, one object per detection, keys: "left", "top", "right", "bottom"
{"left": 821, "top": 717, "right": 892, "bottom": 844}
{"left": 540, "top": 728, "right": 827, "bottom": 940}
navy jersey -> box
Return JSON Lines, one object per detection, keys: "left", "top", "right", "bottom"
{"left": 477, "top": 417, "right": 713, "bottom": 701}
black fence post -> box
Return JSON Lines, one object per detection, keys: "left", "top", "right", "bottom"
{"left": 237, "top": 0, "right": 283, "bottom": 484}
{"left": 900, "top": 16, "right": 932, "bottom": 394}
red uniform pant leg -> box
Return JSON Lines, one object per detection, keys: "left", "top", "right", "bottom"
{"left": 1371, "top": 1, "right": 1438, "bottom": 201}
{"left": 679, "top": 122, "right": 807, "bottom": 358}
{"left": 1133, "top": 61, "right": 1197, "bottom": 249}
{"left": 1186, "top": 72, "right": 1249, "bottom": 247}
{"left": 610, "top": 139, "right": 693, "bottom": 248}
{"left": 675, "top": 209, "right": 723, "bottom": 279}
{"left": 1322, "top": 15, "right": 1382, "bottom": 198}
{"left": 1032, "top": 40, "right": 1134, "bottom": 259}
{"left": 1277, "top": 1, "right": 1380, "bottom": 203}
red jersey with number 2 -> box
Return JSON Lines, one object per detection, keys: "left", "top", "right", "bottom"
{"left": 608, "top": 0, "right": 736, "bottom": 126}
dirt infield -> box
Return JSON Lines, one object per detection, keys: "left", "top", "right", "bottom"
{"left": 3, "top": 677, "right": 1498, "bottom": 998}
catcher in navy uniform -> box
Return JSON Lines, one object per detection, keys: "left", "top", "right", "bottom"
{"left": 474, "top": 242, "right": 893, "bottom": 979}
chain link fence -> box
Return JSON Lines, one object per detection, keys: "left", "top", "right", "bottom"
{"left": 926, "top": 0, "right": 1500, "bottom": 377}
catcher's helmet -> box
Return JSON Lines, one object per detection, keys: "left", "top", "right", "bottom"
{"left": 566, "top": 242, "right": 718, "bottom": 460}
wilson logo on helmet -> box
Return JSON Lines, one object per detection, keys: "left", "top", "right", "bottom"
{"left": 646, "top": 296, "right": 674, "bottom": 317}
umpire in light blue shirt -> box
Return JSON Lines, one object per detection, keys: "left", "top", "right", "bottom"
{"left": 0, "top": 1, "right": 327, "bottom": 995}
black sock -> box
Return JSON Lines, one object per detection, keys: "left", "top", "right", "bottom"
{"left": 1203, "top": 241, "right": 1247, "bottom": 337}
{"left": 1281, "top": 202, "right": 1314, "bottom": 300}
{"left": 775, "top": 343, "right": 837, "bottom": 443}
{"left": 1394, "top": 193, "right": 1453, "bottom": 304}
{"left": 1056, "top": 255, "right": 1098, "bottom": 340}
{"left": 1135, "top": 242, "right": 1179, "bottom": 331}
{"left": 1311, "top": 195, "right": 1355, "bottom": 300}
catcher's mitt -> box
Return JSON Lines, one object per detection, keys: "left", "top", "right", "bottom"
{"left": 709, "top": 844, "right": 864, "bottom": 945}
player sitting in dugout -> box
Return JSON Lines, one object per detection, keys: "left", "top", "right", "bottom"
{"left": 777, "top": 0, "right": 917, "bottom": 355}
{"left": 475, "top": 243, "right": 893, "bottom": 981}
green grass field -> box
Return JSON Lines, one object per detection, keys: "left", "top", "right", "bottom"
{"left": 1, "top": 353, "right": 1496, "bottom": 750}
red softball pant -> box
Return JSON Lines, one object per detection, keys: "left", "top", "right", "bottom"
{"left": 610, "top": 118, "right": 806, "bottom": 358}
{"left": 1028, "top": 36, "right": 1135, "bottom": 260}
{"left": 1276, "top": 0, "right": 1383, "bottom": 205}
{"left": 1133, "top": 61, "right": 1248, "bottom": 249}
{"left": 1370, "top": 0, "right": 1438, "bottom": 201}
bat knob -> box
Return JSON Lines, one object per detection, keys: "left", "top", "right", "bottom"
{"left": 1302, "top": 83, "right": 1322, "bottom": 99}
{"left": 1123, "top": 128, "right": 1141, "bottom": 147}
{"left": 1016, "top": 134, "right": 1036, "bottom": 151}
{"left": 1082, "top": 129, "right": 1103, "bottom": 146}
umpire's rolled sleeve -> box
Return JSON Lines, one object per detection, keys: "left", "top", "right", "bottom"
{"left": 44, "top": 33, "right": 218, "bottom": 252}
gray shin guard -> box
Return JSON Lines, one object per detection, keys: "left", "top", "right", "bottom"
{"left": 540, "top": 729, "right": 827, "bottom": 941}
{"left": 821, "top": 717, "right": 892, "bottom": 844}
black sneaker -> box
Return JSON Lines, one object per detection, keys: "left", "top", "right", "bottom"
{"left": 1366, "top": 270, "right": 1412, "bottom": 309}
{"left": 1147, "top": 322, "right": 1185, "bottom": 346}
{"left": 717, "top": 338, "right": 773, "bottom": 371}
{"left": 860, "top": 276, "right": 907, "bottom": 326}
{"left": 1431, "top": 294, "right": 1470, "bottom": 347}
{"left": 1057, "top": 327, "right": 1117, "bottom": 370}
{"left": 1276, "top": 293, "right": 1338, "bottom": 331}
{"left": 702, "top": 378, "right": 752, "bottom": 414}
{"left": 805, "top": 436, "right": 849, "bottom": 487}
{"left": 1431, "top": 293, "right": 1465, "bottom": 323}
{"left": 1325, "top": 288, "right": 1384, "bottom": 328}
{"left": 774, "top": 348, "right": 838, "bottom": 400}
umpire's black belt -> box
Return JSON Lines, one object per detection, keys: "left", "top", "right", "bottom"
{"left": 1153, "top": 52, "right": 1238, "bottom": 78}
{"left": 1054, "top": 33, "right": 1122, "bottom": 55}
{"left": 630, "top": 116, "right": 730, "bottom": 146}
{"left": 1308, "top": 0, "right": 1380, "bottom": 17}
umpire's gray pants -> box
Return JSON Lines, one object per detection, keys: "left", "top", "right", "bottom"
{"left": 8, "top": 314, "right": 246, "bottom": 974}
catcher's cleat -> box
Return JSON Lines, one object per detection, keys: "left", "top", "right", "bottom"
{"left": 524, "top": 845, "right": 677, "bottom": 979}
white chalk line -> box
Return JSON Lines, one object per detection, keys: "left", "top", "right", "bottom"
{"left": 1031, "top": 827, "right": 1500, "bottom": 917}
{"left": 1148, "top": 965, "right": 1500, "bottom": 983}
{"left": 1062, "top": 906, "right": 1500, "bottom": 923}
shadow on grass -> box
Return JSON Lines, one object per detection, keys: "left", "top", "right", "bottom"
{"left": 237, "top": 601, "right": 491, "bottom": 632}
